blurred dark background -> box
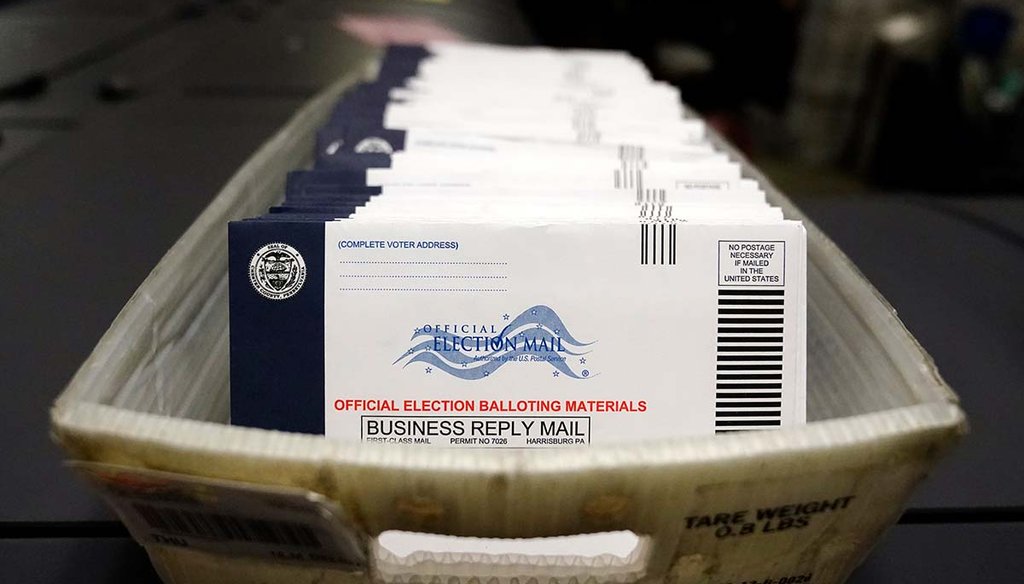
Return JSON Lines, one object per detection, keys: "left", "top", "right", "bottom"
{"left": 4, "top": 0, "right": 1024, "bottom": 195}
{"left": 517, "top": 0, "right": 1024, "bottom": 195}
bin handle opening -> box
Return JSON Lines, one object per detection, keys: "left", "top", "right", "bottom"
{"left": 372, "top": 530, "right": 651, "bottom": 584}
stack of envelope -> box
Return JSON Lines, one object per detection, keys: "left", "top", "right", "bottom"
{"left": 228, "top": 43, "right": 807, "bottom": 448}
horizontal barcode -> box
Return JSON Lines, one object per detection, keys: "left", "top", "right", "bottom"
{"left": 719, "top": 318, "right": 783, "bottom": 324}
{"left": 717, "top": 336, "right": 783, "bottom": 343}
{"left": 717, "top": 392, "right": 782, "bottom": 399}
{"left": 718, "top": 289, "right": 784, "bottom": 296}
{"left": 133, "top": 503, "right": 322, "bottom": 549}
{"left": 717, "top": 364, "right": 782, "bottom": 370}
{"left": 718, "top": 299, "right": 784, "bottom": 305}
{"left": 716, "top": 288, "right": 785, "bottom": 434}
{"left": 716, "top": 383, "right": 782, "bottom": 389}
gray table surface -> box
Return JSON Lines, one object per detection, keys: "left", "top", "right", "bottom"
{"left": 1, "top": 537, "right": 160, "bottom": 583}
{"left": 3, "top": 523, "right": 1022, "bottom": 582}
{"left": 849, "top": 522, "right": 1024, "bottom": 582}
{"left": 793, "top": 194, "right": 1024, "bottom": 513}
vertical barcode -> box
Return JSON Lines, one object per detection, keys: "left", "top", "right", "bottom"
{"left": 617, "top": 144, "right": 645, "bottom": 162}
{"left": 132, "top": 503, "right": 323, "bottom": 549}
{"left": 715, "top": 288, "right": 784, "bottom": 433}
{"left": 636, "top": 188, "right": 667, "bottom": 205}
{"left": 613, "top": 161, "right": 649, "bottom": 193}
{"left": 640, "top": 223, "right": 676, "bottom": 265}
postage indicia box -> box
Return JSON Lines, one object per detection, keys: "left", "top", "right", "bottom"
{"left": 229, "top": 217, "right": 806, "bottom": 447}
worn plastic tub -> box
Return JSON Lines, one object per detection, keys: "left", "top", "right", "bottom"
{"left": 51, "top": 65, "right": 965, "bottom": 584}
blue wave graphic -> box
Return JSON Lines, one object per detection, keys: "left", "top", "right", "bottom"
{"left": 394, "top": 305, "right": 594, "bottom": 380}
{"left": 497, "top": 305, "right": 593, "bottom": 348}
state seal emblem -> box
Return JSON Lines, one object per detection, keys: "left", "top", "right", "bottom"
{"left": 249, "top": 243, "right": 306, "bottom": 300}
{"left": 353, "top": 136, "right": 394, "bottom": 154}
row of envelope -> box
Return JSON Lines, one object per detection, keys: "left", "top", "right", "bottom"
{"left": 228, "top": 43, "right": 807, "bottom": 445}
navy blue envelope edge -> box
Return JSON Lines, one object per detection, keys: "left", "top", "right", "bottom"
{"left": 229, "top": 220, "right": 326, "bottom": 433}
{"left": 229, "top": 45, "right": 430, "bottom": 433}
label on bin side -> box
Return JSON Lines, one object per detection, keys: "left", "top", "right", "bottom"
{"left": 323, "top": 221, "right": 806, "bottom": 446}
{"left": 70, "top": 462, "right": 365, "bottom": 569}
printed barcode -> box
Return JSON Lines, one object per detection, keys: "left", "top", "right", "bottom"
{"left": 636, "top": 188, "right": 667, "bottom": 205}
{"left": 133, "top": 503, "right": 323, "bottom": 549}
{"left": 640, "top": 223, "right": 676, "bottom": 265}
{"left": 617, "top": 145, "right": 646, "bottom": 162}
{"left": 613, "top": 161, "right": 649, "bottom": 190}
{"left": 715, "top": 288, "right": 784, "bottom": 433}
{"left": 571, "top": 105, "right": 599, "bottom": 144}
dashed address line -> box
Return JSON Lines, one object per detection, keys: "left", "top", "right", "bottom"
{"left": 338, "top": 260, "right": 509, "bottom": 292}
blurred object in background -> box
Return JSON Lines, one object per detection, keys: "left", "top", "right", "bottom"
{"left": 786, "top": 0, "right": 916, "bottom": 167}
{"left": 6, "top": 0, "right": 1018, "bottom": 194}
{"left": 859, "top": 1, "right": 1024, "bottom": 192}
{"left": 516, "top": 0, "right": 802, "bottom": 153}
{"left": 336, "top": 13, "right": 465, "bottom": 46}
{"left": 849, "top": 6, "right": 950, "bottom": 186}
{"left": 520, "top": 0, "right": 1024, "bottom": 195}
{"left": 789, "top": 0, "right": 1024, "bottom": 193}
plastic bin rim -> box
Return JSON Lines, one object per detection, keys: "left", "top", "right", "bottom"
{"left": 51, "top": 399, "right": 965, "bottom": 475}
